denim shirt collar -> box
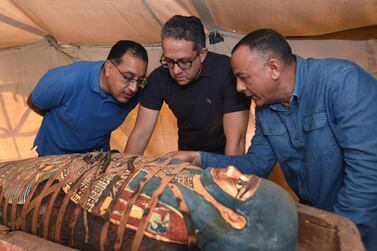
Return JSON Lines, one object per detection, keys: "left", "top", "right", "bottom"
{"left": 293, "top": 55, "right": 306, "bottom": 103}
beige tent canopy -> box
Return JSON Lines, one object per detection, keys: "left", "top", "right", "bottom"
{"left": 1, "top": 0, "right": 377, "bottom": 161}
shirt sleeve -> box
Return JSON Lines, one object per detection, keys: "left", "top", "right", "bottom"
{"left": 201, "top": 115, "right": 277, "bottom": 177}
{"left": 140, "top": 68, "right": 166, "bottom": 110}
{"left": 31, "top": 67, "right": 75, "bottom": 110}
{"left": 330, "top": 66, "right": 377, "bottom": 248}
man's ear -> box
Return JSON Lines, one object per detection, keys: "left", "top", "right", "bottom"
{"left": 104, "top": 60, "right": 112, "bottom": 77}
{"left": 199, "top": 47, "right": 208, "bottom": 63}
{"left": 268, "top": 58, "right": 281, "bottom": 80}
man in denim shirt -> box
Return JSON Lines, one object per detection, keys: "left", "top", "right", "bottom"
{"left": 170, "top": 29, "right": 377, "bottom": 250}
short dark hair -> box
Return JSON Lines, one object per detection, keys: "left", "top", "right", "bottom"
{"left": 232, "top": 29, "right": 295, "bottom": 65}
{"left": 107, "top": 40, "right": 148, "bottom": 65}
{"left": 161, "top": 15, "right": 206, "bottom": 52}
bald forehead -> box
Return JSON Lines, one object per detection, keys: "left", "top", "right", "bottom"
{"left": 231, "top": 46, "right": 262, "bottom": 70}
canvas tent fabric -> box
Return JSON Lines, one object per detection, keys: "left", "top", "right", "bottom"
{"left": 1, "top": 0, "right": 377, "bottom": 48}
{"left": 0, "top": 0, "right": 377, "bottom": 161}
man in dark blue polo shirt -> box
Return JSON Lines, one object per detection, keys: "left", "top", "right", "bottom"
{"left": 125, "top": 15, "right": 250, "bottom": 155}
{"left": 28, "top": 40, "right": 148, "bottom": 156}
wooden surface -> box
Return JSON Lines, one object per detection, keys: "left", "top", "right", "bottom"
{"left": 0, "top": 225, "right": 77, "bottom": 251}
{"left": 297, "top": 204, "right": 365, "bottom": 251}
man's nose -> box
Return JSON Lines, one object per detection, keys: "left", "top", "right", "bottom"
{"left": 172, "top": 63, "right": 183, "bottom": 74}
{"left": 236, "top": 80, "right": 246, "bottom": 93}
{"left": 128, "top": 81, "right": 138, "bottom": 92}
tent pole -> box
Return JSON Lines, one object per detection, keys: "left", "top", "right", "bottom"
{"left": 0, "top": 13, "right": 46, "bottom": 37}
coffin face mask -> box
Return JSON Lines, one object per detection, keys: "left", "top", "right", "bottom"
{"left": 173, "top": 166, "right": 298, "bottom": 251}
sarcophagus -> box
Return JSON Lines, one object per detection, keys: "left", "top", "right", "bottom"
{"left": 0, "top": 152, "right": 297, "bottom": 251}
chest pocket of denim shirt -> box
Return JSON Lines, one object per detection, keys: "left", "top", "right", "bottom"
{"left": 303, "top": 112, "right": 327, "bottom": 131}
{"left": 260, "top": 122, "right": 287, "bottom": 159}
{"left": 303, "top": 112, "right": 336, "bottom": 152}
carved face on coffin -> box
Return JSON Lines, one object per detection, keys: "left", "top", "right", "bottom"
{"left": 210, "top": 165, "right": 258, "bottom": 201}
{"left": 175, "top": 166, "right": 298, "bottom": 251}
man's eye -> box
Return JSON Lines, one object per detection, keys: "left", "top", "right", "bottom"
{"left": 123, "top": 75, "right": 133, "bottom": 81}
{"left": 166, "top": 60, "right": 189, "bottom": 64}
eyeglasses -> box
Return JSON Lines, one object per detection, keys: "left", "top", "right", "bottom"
{"left": 159, "top": 51, "right": 200, "bottom": 70}
{"left": 110, "top": 61, "right": 147, "bottom": 88}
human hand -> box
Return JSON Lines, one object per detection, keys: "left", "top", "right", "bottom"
{"left": 165, "top": 150, "right": 200, "bottom": 165}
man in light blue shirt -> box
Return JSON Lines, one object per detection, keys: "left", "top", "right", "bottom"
{"left": 28, "top": 40, "right": 148, "bottom": 156}
{"left": 170, "top": 29, "right": 377, "bottom": 250}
